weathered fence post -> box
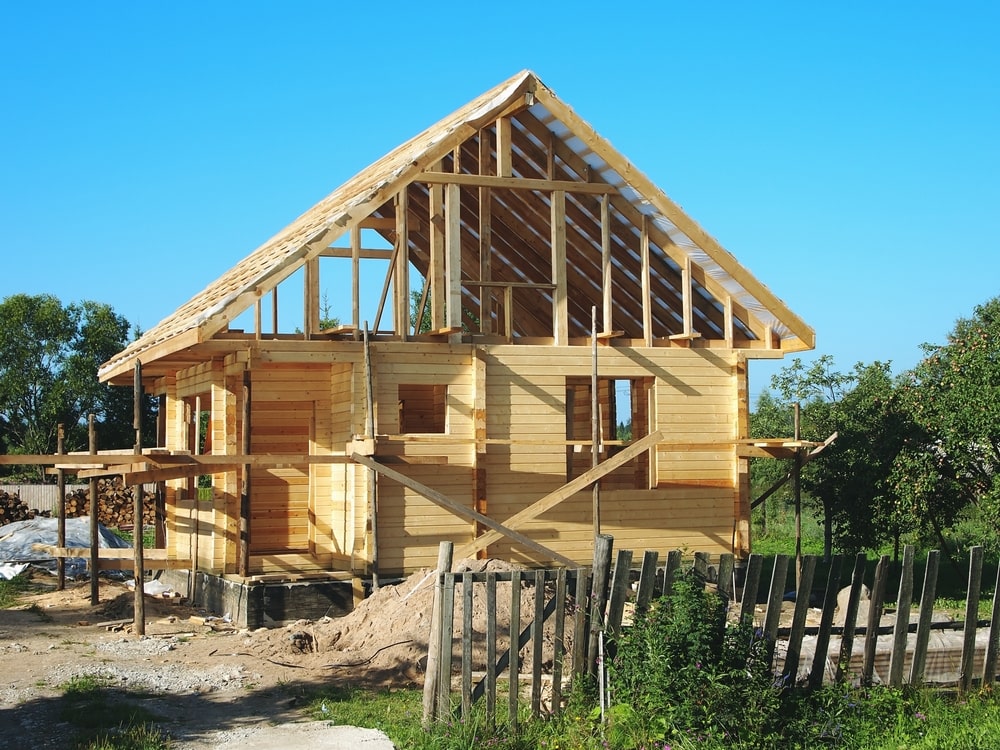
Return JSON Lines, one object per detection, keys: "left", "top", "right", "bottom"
{"left": 983, "top": 560, "right": 1000, "bottom": 686}
{"left": 889, "top": 545, "right": 915, "bottom": 687}
{"left": 762, "top": 554, "right": 789, "bottom": 665}
{"left": 862, "top": 555, "right": 890, "bottom": 686}
{"left": 508, "top": 569, "right": 521, "bottom": 730}
{"left": 960, "top": 545, "right": 984, "bottom": 693}
{"left": 739, "top": 553, "right": 764, "bottom": 625}
{"left": 909, "top": 549, "right": 939, "bottom": 685}
{"left": 422, "top": 541, "right": 453, "bottom": 727}
{"left": 782, "top": 554, "right": 816, "bottom": 685}
{"left": 587, "top": 534, "right": 614, "bottom": 677}
{"left": 837, "top": 553, "right": 868, "bottom": 682}
{"left": 809, "top": 554, "right": 844, "bottom": 688}
{"left": 634, "top": 550, "right": 659, "bottom": 617}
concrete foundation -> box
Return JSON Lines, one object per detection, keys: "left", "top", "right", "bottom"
{"left": 160, "top": 569, "right": 358, "bottom": 629}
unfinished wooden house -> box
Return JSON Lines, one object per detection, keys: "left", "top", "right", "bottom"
{"left": 98, "top": 70, "right": 814, "bottom": 623}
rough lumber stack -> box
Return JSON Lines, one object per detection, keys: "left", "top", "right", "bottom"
{"left": 0, "top": 490, "right": 45, "bottom": 526}
{"left": 64, "top": 478, "right": 155, "bottom": 528}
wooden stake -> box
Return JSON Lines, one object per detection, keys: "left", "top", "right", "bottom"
{"left": 56, "top": 424, "right": 65, "bottom": 590}
{"left": 239, "top": 370, "right": 251, "bottom": 578}
{"left": 132, "top": 360, "right": 145, "bottom": 635}
{"left": 89, "top": 414, "right": 99, "bottom": 605}
{"left": 364, "top": 323, "right": 379, "bottom": 591}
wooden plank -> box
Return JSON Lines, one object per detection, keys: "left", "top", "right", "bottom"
{"left": 462, "top": 572, "right": 473, "bottom": 719}
{"left": 485, "top": 571, "right": 497, "bottom": 722}
{"left": 862, "top": 555, "right": 890, "bottom": 687}
{"left": 762, "top": 554, "right": 789, "bottom": 664}
{"left": 782, "top": 555, "right": 816, "bottom": 685}
{"left": 422, "top": 541, "right": 452, "bottom": 727}
{"left": 983, "top": 561, "right": 1000, "bottom": 686}
{"left": 552, "top": 568, "right": 567, "bottom": 714}
{"left": 551, "top": 189, "right": 567, "bottom": 345}
{"left": 910, "top": 549, "right": 939, "bottom": 684}
{"left": 888, "top": 545, "right": 915, "bottom": 686}
{"left": 809, "top": 554, "right": 844, "bottom": 689}
{"left": 634, "top": 549, "right": 659, "bottom": 616}
{"left": 455, "top": 429, "right": 663, "bottom": 559}
{"left": 961, "top": 545, "right": 984, "bottom": 692}
{"left": 353, "top": 453, "right": 576, "bottom": 567}
{"left": 739, "top": 553, "right": 763, "bottom": 624}
{"left": 606, "top": 549, "right": 633, "bottom": 646}
{"left": 530, "top": 569, "right": 544, "bottom": 716}
{"left": 416, "top": 171, "right": 617, "bottom": 194}
{"left": 508, "top": 569, "right": 521, "bottom": 730}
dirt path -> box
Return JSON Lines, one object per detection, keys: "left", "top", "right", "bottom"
{"left": 0, "top": 576, "right": 401, "bottom": 749}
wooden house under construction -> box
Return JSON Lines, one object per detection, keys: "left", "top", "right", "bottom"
{"left": 98, "top": 71, "right": 814, "bottom": 623}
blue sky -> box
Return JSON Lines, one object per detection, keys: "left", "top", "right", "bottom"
{"left": 2, "top": 2, "right": 998, "bottom": 405}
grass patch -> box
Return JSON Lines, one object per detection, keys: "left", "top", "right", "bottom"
{"left": 57, "top": 675, "right": 169, "bottom": 750}
{"left": 0, "top": 573, "right": 44, "bottom": 608}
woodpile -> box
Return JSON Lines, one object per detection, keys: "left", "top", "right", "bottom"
{"left": 64, "top": 478, "right": 156, "bottom": 528}
{"left": 0, "top": 489, "right": 47, "bottom": 526}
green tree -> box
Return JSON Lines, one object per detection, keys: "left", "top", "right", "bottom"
{"left": 897, "top": 297, "right": 1000, "bottom": 552}
{"left": 0, "top": 294, "right": 152, "bottom": 480}
{"left": 757, "top": 356, "right": 913, "bottom": 558}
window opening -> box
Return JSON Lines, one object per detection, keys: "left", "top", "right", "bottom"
{"left": 398, "top": 383, "right": 447, "bottom": 434}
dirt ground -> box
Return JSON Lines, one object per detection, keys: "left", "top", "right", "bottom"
{"left": 0, "top": 558, "right": 545, "bottom": 749}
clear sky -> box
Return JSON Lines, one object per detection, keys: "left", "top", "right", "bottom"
{"left": 2, "top": 2, "right": 998, "bottom": 405}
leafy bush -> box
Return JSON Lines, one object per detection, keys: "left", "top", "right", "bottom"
{"left": 607, "top": 568, "right": 781, "bottom": 746}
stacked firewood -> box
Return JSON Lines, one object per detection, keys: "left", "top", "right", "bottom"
{"left": 0, "top": 490, "right": 45, "bottom": 526}
{"left": 64, "top": 478, "right": 156, "bottom": 528}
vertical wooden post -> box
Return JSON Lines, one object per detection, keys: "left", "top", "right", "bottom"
{"left": 782, "top": 554, "right": 816, "bottom": 685}
{"left": 762, "top": 554, "right": 790, "bottom": 665}
{"left": 910, "top": 549, "right": 939, "bottom": 684}
{"left": 837, "top": 553, "right": 868, "bottom": 682}
{"left": 601, "top": 195, "right": 612, "bottom": 333}
{"left": 89, "top": 415, "right": 99, "bottom": 605}
{"left": 738, "top": 553, "right": 764, "bottom": 625}
{"left": 587, "top": 534, "right": 613, "bottom": 677}
{"left": 438, "top": 572, "right": 456, "bottom": 718}
{"left": 422, "top": 541, "right": 453, "bottom": 727}
{"left": 960, "top": 545, "right": 984, "bottom": 693}
{"left": 238, "top": 370, "right": 251, "bottom": 578}
{"left": 132, "top": 360, "right": 146, "bottom": 635}
{"left": 862, "top": 555, "right": 890, "bottom": 687}
{"left": 530, "top": 569, "right": 544, "bottom": 717}
{"left": 889, "top": 545, "right": 915, "bottom": 686}
{"left": 508, "top": 569, "right": 521, "bottom": 730}
{"left": 552, "top": 568, "right": 567, "bottom": 714}
{"left": 485, "top": 570, "right": 497, "bottom": 724}
{"left": 550, "top": 190, "right": 567, "bottom": 345}
{"left": 56, "top": 424, "right": 66, "bottom": 590}
{"left": 461, "top": 572, "right": 473, "bottom": 719}
{"left": 571, "top": 569, "right": 589, "bottom": 680}
{"left": 793, "top": 403, "right": 802, "bottom": 588}
{"left": 634, "top": 550, "right": 660, "bottom": 617}
{"left": 982, "top": 560, "right": 1000, "bottom": 686}
{"left": 363, "top": 323, "right": 379, "bottom": 591}
{"left": 808, "top": 554, "right": 844, "bottom": 688}
{"left": 590, "top": 306, "right": 600, "bottom": 538}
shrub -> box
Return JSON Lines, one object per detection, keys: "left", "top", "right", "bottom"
{"left": 607, "top": 568, "right": 782, "bottom": 747}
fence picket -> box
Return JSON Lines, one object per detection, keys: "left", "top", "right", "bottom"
{"left": 837, "top": 553, "right": 868, "bottom": 683}
{"left": 461, "top": 571, "right": 473, "bottom": 718}
{"left": 910, "top": 549, "right": 939, "bottom": 685}
{"left": 983, "top": 562, "right": 1000, "bottom": 686}
{"left": 862, "top": 555, "right": 890, "bottom": 686}
{"left": 635, "top": 550, "right": 659, "bottom": 616}
{"left": 485, "top": 570, "right": 497, "bottom": 723}
{"left": 531, "top": 569, "right": 544, "bottom": 716}
{"left": 508, "top": 569, "right": 521, "bottom": 730}
{"left": 782, "top": 554, "right": 816, "bottom": 685}
{"left": 808, "top": 554, "right": 843, "bottom": 688}
{"left": 762, "top": 554, "right": 789, "bottom": 663}
{"left": 552, "top": 568, "right": 567, "bottom": 714}
{"left": 961, "top": 545, "right": 984, "bottom": 692}
{"left": 889, "top": 545, "right": 915, "bottom": 687}
{"left": 739, "top": 553, "right": 764, "bottom": 625}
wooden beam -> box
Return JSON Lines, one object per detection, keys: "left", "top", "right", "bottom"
{"left": 496, "top": 117, "right": 512, "bottom": 177}
{"left": 416, "top": 171, "right": 617, "bottom": 195}
{"left": 601, "top": 194, "right": 612, "bottom": 334}
{"left": 641, "top": 215, "right": 652, "bottom": 346}
{"left": 394, "top": 190, "right": 410, "bottom": 339}
{"left": 445, "top": 182, "right": 463, "bottom": 333}
{"left": 551, "top": 190, "right": 568, "bottom": 345}
{"left": 456, "top": 429, "right": 664, "bottom": 559}
{"left": 319, "top": 247, "right": 393, "bottom": 260}
{"left": 478, "top": 128, "right": 493, "bottom": 335}
{"left": 351, "top": 224, "right": 361, "bottom": 338}
{"left": 429, "top": 181, "right": 445, "bottom": 330}
{"left": 352, "top": 453, "right": 576, "bottom": 567}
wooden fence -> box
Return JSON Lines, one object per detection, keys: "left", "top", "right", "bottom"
{"left": 422, "top": 536, "right": 1000, "bottom": 726}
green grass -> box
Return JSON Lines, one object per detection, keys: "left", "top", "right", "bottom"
{"left": 0, "top": 572, "right": 45, "bottom": 608}
{"left": 56, "top": 675, "right": 170, "bottom": 749}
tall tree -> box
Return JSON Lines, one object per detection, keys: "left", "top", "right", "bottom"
{"left": 0, "top": 294, "right": 152, "bottom": 480}
{"left": 897, "top": 296, "right": 1000, "bottom": 552}
{"left": 759, "top": 355, "right": 912, "bottom": 558}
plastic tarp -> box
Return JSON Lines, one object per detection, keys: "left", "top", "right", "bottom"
{"left": 0, "top": 516, "right": 131, "bottom": 579}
